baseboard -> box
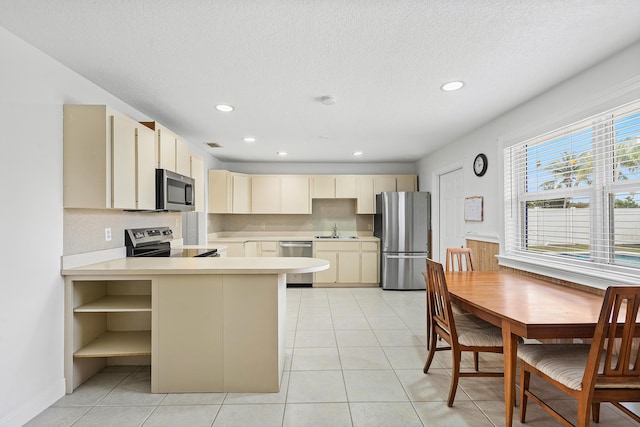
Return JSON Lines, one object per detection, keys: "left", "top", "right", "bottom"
{"left": 0, "top": 378, "right": 65, "bottom": 427}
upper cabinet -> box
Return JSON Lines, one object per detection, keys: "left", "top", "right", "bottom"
{"left": 208, "top": 170, "right": 251, "bottom": 214}
{"left": 140, "top": 121, "right": 190, "bottom": 176}
{"left": 190, "top": 155, "right": 205, "bottom": 213}
{"left": 209, "top": 171, "right": 416, "bottom": 215}
{"left": 311, "top": 176, "right": 336, "bottom": 198}
{"left": 64, "top": 105, "right": 157, "bottom": 210}
{"left": 311, "top": 175, "right": 358, "bottom": 199}
{"left": 251, "top": 175, "right": 310, "bottom": 214}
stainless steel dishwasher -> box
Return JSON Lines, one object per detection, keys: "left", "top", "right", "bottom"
{"left": 278, "top": 241, "right": 313, "bottom": 287}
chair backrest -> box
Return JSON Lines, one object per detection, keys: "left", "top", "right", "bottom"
{"left": 445, "top": 247, "right": 475, "bottom": 272}
{"left": 424, "top": 259, "right": 458, "bottom": 342}
{"left": 583, "top": 286, "right": 640, "bottom": 390}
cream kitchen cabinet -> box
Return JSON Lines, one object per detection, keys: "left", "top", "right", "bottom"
{"left": 190, "top": 155, "right": 205, "bottom": 212}
{"left": 140, "top": 121, "right": 190, "bottom": 176}
{"left": 336, "top": 175, "right": 357, "bottom": 198}
{"left": 313, "top": 240, "right": 379, "bottom": 285}
{"left": 64, "top": 105, "right": 157, "bottom": 210}
{"left": 356, "top": 176, "right": 376, "bottom": 214}
{"left": 361, "top": 241, "right": 380, "bottom": 283}
{"left": 312, "top": 175, "right": 357, "bottom": 199}
{"left": 311, "top": 176, "right": 336, "bottom": 198}
{"left": 208, "top": 170, "right": 251, "bottom": 213}
{"left": 232, "top": 174, "right": 251, "bottom": 213}
{"left": 375, "top": 175, "right": 417, "bottom": 193}
{"left": 252, "top": 175, "right": 310, "bottom": 214}
{"left": 64, "top": 278, "right": 151, "bottom": 392}
{"left": 246, "top": 241, "right": 278, "bottom": 257}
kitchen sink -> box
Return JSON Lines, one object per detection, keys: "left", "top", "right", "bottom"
{"left": 315, "top": 235, "right": 358, "bottom": 239}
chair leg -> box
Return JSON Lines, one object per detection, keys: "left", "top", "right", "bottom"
{"left": 577, "top": 398, "right": 591, "bottom": 427}
{"left": 591, "top": 402, "right": 600, "bottom": 423}
{"left": 447, "top": 349, "right": 461, "bottom": 407}
{"left": 423, "top": 331, "right": 438, "bottom": 374}
{"left": 473, "top": 351, "right": 479, "bottom": 371}
{"left": 519, "top": 365, "right": 530, "bottom": 423}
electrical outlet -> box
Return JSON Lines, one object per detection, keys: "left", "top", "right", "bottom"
{"left": 104, "top": 228, "right": 112, "bottom": 241}
{"left": 307, "top": 223, "right": 313, "bottom": 229}
{"left": 368, "top": 223, "right": 372, "bottom": 230}
{"left": 261, "top": 223, "right": 266, "bottom": 230}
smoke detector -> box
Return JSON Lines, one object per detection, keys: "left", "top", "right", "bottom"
{"left": 320, "top": 96, "right": 336, "bottom": 105}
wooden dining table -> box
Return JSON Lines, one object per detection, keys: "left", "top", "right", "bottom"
{"left": 445, "top": 270, "right": 605, "bottom": 427}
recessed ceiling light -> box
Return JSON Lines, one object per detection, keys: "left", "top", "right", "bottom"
{"left": 440, "top": 81, "right": 465, "bottom": 91}
{"left": 353, "top": 151, "right": 363, "bottom": 156}
{"left": 242, "top": 137, "right": 256, "bottom": 143}
{"left": 215, "top": 104, "right": 234, "bottom": 112}
{"left": 277, "top": 151, "right": 288, "bottom": 156}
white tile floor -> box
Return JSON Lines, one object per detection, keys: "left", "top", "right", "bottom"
{"left": 26, "top": 287, "right": 638, "bottom": 426}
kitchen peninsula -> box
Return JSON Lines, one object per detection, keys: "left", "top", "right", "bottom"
{"left": 61, "top": 256, "right": 329, "bottom": 394}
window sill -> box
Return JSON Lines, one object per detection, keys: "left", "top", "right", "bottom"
{"left": 497, "top": 254, "right": 639, "bottom": 290}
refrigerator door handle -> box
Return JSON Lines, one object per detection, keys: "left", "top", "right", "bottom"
{"left": 386, "top": 254, "right": 430, "bottom": 259}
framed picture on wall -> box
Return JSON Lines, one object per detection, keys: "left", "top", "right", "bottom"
{"left": 464, "top": 196, "right": 483, "bottom": 221}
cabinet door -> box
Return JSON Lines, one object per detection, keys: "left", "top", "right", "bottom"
{"left": 190, "top": 155, "right": 205, "bottom": 212}
{"left": 356, "top": 176, "right": 375, "bottom": 214}
{"left": 224, "top": 242, "right": 246, "bottom": 257}
{"left": 396, "top": 175, "right": 417, "bottom": 192}
{"left": 252, "top": 176, "right": 281, "bottom": 213}
{"left": 175, "top": 138, "right": 191, "bottom": 176}
{"left": 208, "top": 170, "right": 232, "bottom": 213}
{"left": 313, "top": 251, "right": 337, "bottom": 283}
{"left": 111, "top": 115, "right": 137, "bottom": 209}
{"left": 281, "top": 176, "right": 310, "bottom": 213}
{"left": 361, "top": 251, "right": 379, "bottom": 283}
{"left": 157, "top": 128, "right": 176, "bottom": 171}
{"left": 336, "top": 175, "right": 357, "bottom": 198}
{"left": 374, "top": 176, "right": 396, "bottom": 194}
{"left": 136, "top": 124, "right": 157, "bottom": 210}
{"left": 232, "top": 174, "right": 251, "bottom": 213}
{"left": 338, "top": 252, "right": 361, "bottom": 283}
{"left": 312, "top": 176, "right": 336, "bottom": 198}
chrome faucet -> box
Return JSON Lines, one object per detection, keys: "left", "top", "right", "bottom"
{"left": 332, "top": 223, "right": 338, "bottom": 238}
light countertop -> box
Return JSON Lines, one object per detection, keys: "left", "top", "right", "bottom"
{"left": 61, "top": 256, "right": 329, "bottom": 276}
{"left": 207, "top": 233, "right": 379, "bottom": 243}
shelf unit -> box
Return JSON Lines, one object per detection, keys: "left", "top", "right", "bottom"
{"left": 65, "top": 279, "right": 152, "bottom": 392}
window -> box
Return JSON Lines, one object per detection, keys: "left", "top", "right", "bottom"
{"left": 504, "top": 101, "right": 640, "bottom": 282}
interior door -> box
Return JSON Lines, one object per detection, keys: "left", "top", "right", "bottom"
{"left": 439, "top": 168, "right": 465, "bottom": 262}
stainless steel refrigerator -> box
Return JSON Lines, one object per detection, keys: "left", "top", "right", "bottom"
{"left": 374, "top": 192, "right": 431, "bottom": 290}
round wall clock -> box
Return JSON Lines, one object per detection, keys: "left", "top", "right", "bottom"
{"left": 473, "top": 153, "right": 488, "bottom": 177}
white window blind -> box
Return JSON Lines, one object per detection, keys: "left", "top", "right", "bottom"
{"left": 504, "top": 100, "right": 640, "bottom": 280}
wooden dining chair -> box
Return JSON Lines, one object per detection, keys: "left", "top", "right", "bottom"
{"left": 518, "top": 286, "right": 640, "bottom": 427}
{"left": 423, "top": 259, "right": 504, "bottom": 407}
{"left": 445, "top": 247, "right": 475, "bottom": 272}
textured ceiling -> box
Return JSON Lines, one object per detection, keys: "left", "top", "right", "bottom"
{"left": 1, "top": 0, "right": 640, "bottom": 163}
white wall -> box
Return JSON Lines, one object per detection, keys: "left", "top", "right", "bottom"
{"left": 0, "top": 26, "right": 222, "bottom": 427}
{"left": 418, "top": 41, "right": 640, "bottom": 262}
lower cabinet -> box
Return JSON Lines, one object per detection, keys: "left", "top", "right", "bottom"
{"left": 64, "top": 279, "right": 152, "bottom": 393}
{"left": 313, "top": 241, "right": 379, "bottom": 286}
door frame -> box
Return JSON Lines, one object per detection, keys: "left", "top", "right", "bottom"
{"left": 431, "top": 160, "right": 464, "bottom": 263}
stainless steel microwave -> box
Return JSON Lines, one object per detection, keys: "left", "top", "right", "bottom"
{"left": 156, "top": 169, "right": 195, "bottom": 211}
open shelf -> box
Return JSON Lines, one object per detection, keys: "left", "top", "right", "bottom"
{"left": 74, "top": 295, "right": 151, "bottom": 312}
{"left": 73, "top": 331, "right": 151, "bottom": 358}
